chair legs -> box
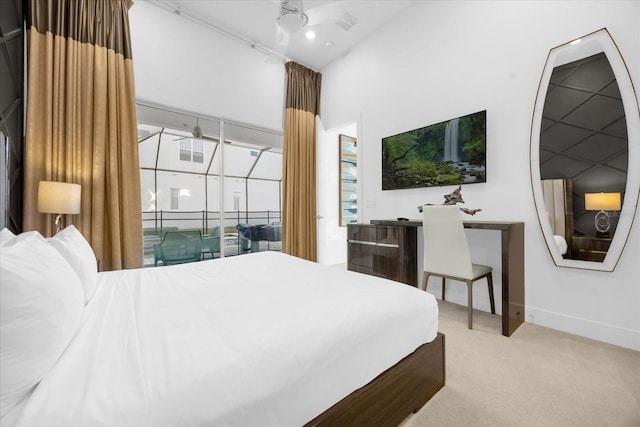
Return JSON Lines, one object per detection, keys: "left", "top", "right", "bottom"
{"left": 421, "top": 273, "right": 447, "bottom": 301}
{"left": 466, "top": 273, "right": 495, "bottom": 329}
{"left": 424, "top": 272, "right": 495, "bottom": 330}
{"left": 487, "top": 273, "right": 496, "bottom": 314}
{"left": 421, "top": 272, "right": 430, "bottom": 291}
{"left": 466, "top": 280, "right": 473, "bottom": 329}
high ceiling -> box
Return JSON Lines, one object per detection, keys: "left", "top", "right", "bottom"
{"left": 147, "top": 0, "right": 418, "bottom": 71}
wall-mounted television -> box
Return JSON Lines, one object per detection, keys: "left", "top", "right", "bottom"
{"left": 382, "top": 110, "right": 486, "bottom": 190}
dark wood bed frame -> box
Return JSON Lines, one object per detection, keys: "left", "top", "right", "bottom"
{"left": 304, "top": 333, "right": 445, "bottom": 427}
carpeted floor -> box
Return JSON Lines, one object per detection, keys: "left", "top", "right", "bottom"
{"left": 400, "top": 301, "right": 640, "bottom": 427}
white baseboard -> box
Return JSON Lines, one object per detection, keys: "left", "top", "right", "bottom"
{"left": 432, "top": 291, "right": 640, "bottom": 351}
{"left": 526, "top": 306, "right": 640, "bottom": 351}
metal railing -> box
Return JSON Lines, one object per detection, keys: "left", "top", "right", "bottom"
{"left": 142, "top": 210, "right": 282, "bottom": 236}
{"left": 142, "top": 210, "right": 283, "bottom": 266}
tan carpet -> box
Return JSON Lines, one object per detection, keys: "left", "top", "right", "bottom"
{"left": 401, "top": 301, "right": 640, "bottom": 427}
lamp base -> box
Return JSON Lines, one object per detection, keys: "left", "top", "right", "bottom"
{"left": 594, "top": 210, "right": 611, "bottom": 238}
{"left": 596, "top": 231, "right": 610, "bottom": 238}
{"left": 54, "top": 214, "right": 63, "bottom": 234}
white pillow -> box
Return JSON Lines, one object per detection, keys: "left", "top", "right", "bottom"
{"left": 0, "top": 227, "right": 15, "bottom": 246}
{"left": 48, "top": 225, "right": 98, "bottom": 304}
{"left": 0, "top": 231, "right": 85, "bottom": 417}
{"left": 554, "top": 234, "right": 568, "bottom": 255}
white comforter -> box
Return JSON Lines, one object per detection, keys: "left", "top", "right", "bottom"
{"left": 5, "top": 251, "right": 438, "bottom": 427}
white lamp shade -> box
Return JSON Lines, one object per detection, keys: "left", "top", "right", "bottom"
{"left": 38, "top": 181, "right": 81, "bottom": 215}
{"left": 585, "top": 192, "right": 621, "bottom": 211}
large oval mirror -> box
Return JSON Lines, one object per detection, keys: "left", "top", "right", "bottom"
{"left": 531, "top": 28, "right": 640, "bottom": 272}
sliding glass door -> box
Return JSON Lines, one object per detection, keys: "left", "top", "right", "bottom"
{"left": 137, "top": 103, "right": 282, "bottom": 266}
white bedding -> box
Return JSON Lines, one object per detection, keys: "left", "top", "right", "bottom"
{"left": 4, "top": 251, "right": 438, "bottom": 427}
{"left": 554, "top": 234, "right": 568, "bottom": 255}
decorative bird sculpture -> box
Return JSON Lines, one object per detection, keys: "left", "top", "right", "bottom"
{"left": 417, "top": 186, "right": 482, "bottom": 215}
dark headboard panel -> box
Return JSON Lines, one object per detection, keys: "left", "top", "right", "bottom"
{"left": 0, "top": 0, "right": 25, "bottom": 232}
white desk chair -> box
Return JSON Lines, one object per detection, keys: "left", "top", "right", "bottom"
{"left": 421, "top": 205, "right": 495, "bottom": 329}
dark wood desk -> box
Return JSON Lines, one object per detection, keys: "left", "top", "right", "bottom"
{"left": 364, "top": 219, "right": 525, "bottom": 337}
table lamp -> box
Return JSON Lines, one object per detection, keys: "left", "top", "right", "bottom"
{"left": 584, "top": 192, "right": 621, "bottom": 238}
{"left": 38, "top": 181, "right": 81, "bottom": 234}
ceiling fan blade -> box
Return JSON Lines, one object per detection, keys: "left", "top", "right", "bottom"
{"left": 138, "top": 131, "right": 161, "bottom": 144}
{"left": 267, "top": 22, "right": 290, "bottom": 63}
{"left": 180, "top": 120, "right": 221, "bottom": 142}
{"left": 305, "top": 2, "right": 342, "bottom": 26}
{"left": 306, "top": 2, "right": 357, "bottom": 31}
{"left": 183, "top": 122, "right": 204, "bottom": 139}
{"left": 275, "top": 23, "right": 289, "bottom": 50}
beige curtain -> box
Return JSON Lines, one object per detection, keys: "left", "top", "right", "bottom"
{"left": 24, "top": 0, "right": 142, "bottom": 271}
{"left": 542, "top": 179, "right": 574, "bottom": 242}
{"left": 282, "top": 62, "right": 321, "bottom": 262}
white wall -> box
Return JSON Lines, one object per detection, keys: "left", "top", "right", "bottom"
{"left": 129, "top": 1, "right": 285, "bottom": 131}
{"left": 320, "top": 1, "right": 640, "bottom": 350}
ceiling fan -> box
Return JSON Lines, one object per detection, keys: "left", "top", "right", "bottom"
{"left": 184, "top": 117, "right": 204, "bottom": 139}
{"left": 268, "top": 0, "right": 307, "bottom": 62}
{"left": 277, "top": 0, "right": 308, "bottom": 33}
{"left": 174, "top": 118, "right": 218, "bottom": 142}
{"left": 269, "top": 0, "right": 357, "bottom": 63}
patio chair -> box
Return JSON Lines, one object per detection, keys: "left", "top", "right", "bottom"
{"left": 154, "top": 230, "right": 203, "bottom": 266}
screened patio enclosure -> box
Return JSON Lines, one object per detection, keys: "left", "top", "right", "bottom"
{"left": 137, "top": 103, "right": 283, "bottom": 266}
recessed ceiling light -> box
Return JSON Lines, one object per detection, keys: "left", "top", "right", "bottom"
{"left": 305, "top": 30, "right": 316, "bottom": 40}
{"left": 325, "top": 41, "right": 334, "bottom": 48}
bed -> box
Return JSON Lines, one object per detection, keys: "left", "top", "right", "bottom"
{"left": 1, "top": 226, "right": 444, "bottom": 426}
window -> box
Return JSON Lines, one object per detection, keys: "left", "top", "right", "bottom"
{"left": 179, "top": 138, "right": 204, "bottom": 163}
{"left": 179, "top": 140, "right": 191, "bottom": 161}
{"left": 193, "top": 139, "right": 204, "bottom": 163}
{"left": 171, "top": 188, "right": 179, "bottom": 210}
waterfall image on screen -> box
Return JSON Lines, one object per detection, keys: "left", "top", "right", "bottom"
{"left": 382, "top": 110, "right": 486, "bottom": 190}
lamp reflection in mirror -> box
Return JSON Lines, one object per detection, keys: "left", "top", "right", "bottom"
{"left": 37, "top": 181, "right": 81, "bottom": 234}
{"left": 585, "top": 192, "right": 621, "bottom": 237}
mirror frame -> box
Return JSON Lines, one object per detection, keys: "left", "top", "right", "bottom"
{"left": 1, "top": 131, "right": 6, "bottom": 228}
{"left": 530, "top": 28, "right": 640, "bottom": 271}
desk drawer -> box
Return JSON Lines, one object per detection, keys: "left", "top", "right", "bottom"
{"left": 347, "top": 224, "right": 416, "bottom": 286}
{"left": 571, "top": 236, "right": 612, "bottom": 262}
{"left": 348, "top": 239, "right": 377, "bottom": 268}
